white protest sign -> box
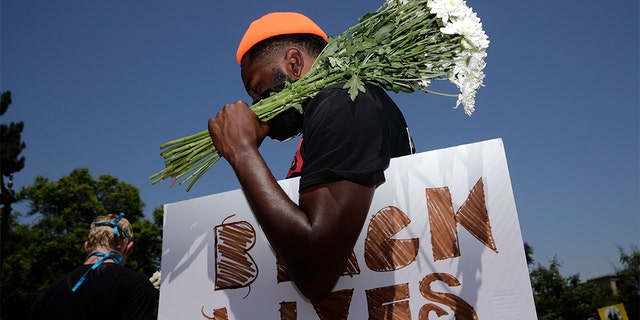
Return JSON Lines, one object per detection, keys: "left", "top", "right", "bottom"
{"left": 158, "top": 138, "right": 537, "bottom": 319}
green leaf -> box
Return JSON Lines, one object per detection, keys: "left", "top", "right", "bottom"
{"left": 359, "top": 12, "right": 375, "bottom": 23}
{"left": 328, "top": 56, "right": 344, "bottom": 68}
{"left": 290, "top": 103, "right": 304, "bottom": 113}
{"left": 343, "top": 76, "right": 366, "bottom": 101}
{"left": 374, "top": 24, "right": 395, "bottom": 40}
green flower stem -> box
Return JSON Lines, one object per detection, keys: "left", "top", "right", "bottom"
{"left": 158, "top": 130, "right": 209, "bottom": 150}
{"left": 150, "top": 0, "right": 487, "bottom": 190}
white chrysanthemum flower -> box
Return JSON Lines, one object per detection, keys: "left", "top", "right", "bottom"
{"left": 149, "top": 270, "right": 161, "bottom": 290}
{"left": 440, "top": 13, "right": 488, "bottom": 51}
{"left": 428, "top": 0, "right": 470, "bottom": 23}
{"left": 450, "top": 49, "right": 486, "bottom": 115}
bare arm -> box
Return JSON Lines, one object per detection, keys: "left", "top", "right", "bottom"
{"left": 208, "top": 101, "right": 373, "bottom": 300}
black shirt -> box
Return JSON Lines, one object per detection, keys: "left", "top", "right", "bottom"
{"left": 29, "top": 263, "right": 157, "bottom": 320}
{"left": 287, "top": 83, "right": 414, "bottom": 191}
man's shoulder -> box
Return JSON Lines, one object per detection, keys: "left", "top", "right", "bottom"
{"left": 309, "top": 82, "right": 392, "bottom": 109}
{"left": 99, "top": 264, "right": 151, "bottom": 284}
{"left": 313, "top": 83, "right": 347, "bottom": 99}
{"left": 316, "top": 82, "right": 388, "bottom": 97}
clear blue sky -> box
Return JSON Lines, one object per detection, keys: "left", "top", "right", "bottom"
{"left": 2, "top": 0, "right": 638, "bottom": 281}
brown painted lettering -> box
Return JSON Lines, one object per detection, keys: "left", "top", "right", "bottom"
{"left": 279, "top": 301, "right": 297, "bottom": 320}
{"left": 311, "top": 289, "right": 354, "bottom": 320}
{"left": 276, "top": 260, "right": 289, "bottom": 283}
{"left": 456, "top": 178, "right": 498, "bottom": 253}
{"left": 426, "top": 177, "right": 497, "bottom": 261}
{"left": 418, "top": 273, "right": 478, "bottom": 320}
{"left": 342, "top": 251, "right": 361, "bottom": 277}
{"left": 277, "top": 252, "right": 360, "bottom": 283}
{"left": 426, "top": 187, "right": 460, "bottom": 261}
{"left": 364, "top": 206, "right": 419, "bottom": 272}
{"left": 213, "top": 215, "right": 258, "bottom": 291}
{"left": 200, "top": 306, "right": 228, "bottom": 320}
{"left": 365, "top": 283, "right": 412, "bottom": 320}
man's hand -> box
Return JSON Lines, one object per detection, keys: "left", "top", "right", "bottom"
{"left": 207, "top": 100, "right": 270, "bottom": 163}
{"left": 207, "top": 100, "right": 375, "bottom": 301}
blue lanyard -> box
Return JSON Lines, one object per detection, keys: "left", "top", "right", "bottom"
{"left": 93, "top": 212, "right": 131, "bottom": 242}
{"left": 71, "top": 250, "right": 123, "bottom": 292}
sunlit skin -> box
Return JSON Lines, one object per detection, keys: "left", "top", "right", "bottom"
{"left": 207, "top": 47, "right": 375, "bottom": 300}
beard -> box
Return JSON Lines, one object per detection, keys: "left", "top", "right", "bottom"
{"left": 270, "top": 66, "right": 290, "bottom": 86}
{"left": 256, "top": 67, "right": 305, "bottom": 142}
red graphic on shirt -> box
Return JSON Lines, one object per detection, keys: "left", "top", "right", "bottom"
{"left": 286, "top": 138, "right": 304, "bottom": 178}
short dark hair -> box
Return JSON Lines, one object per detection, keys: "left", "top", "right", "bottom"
{"left": 244, "top": 33, "right": 327, "bottom": 64}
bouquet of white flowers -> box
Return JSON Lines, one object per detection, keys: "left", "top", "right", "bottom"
{"left": 150, "top": 0, "right": 489, "bottom": 191}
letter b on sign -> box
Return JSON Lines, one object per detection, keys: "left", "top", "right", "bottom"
{"left": 213, "top": 216, "right": 258, "bottom": 290}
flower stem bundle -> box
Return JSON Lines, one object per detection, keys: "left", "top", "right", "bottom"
{"left": 150, "top": 0, "right": 489, "bottom": 191}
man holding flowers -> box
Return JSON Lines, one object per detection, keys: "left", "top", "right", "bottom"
{"left": 207, "top": 12, "right": 415, "bottom": 300}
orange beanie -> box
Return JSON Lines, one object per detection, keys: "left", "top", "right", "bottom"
{"left": 236, "top": 12, "right": 327, "bottom": 64}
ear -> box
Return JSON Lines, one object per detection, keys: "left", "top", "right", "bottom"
{"left": 84, "top": 241, "right": 89, "bottom": 253}
{"left": 284, "top": 48, "right": 304, "bottom": 79}
{"left": 123, "top": 241, "right": 134, "bottom": 256}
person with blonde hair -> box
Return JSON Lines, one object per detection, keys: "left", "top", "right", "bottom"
{"left": 29, "top": 213, "right": 157, "bottom": 319}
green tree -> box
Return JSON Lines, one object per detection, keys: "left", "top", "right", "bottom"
{"left": 614, "top": 245, "right": 639, "bottom": 319}
{"left": 0, "top": 91, "right": 25, "bottom": 183}
{"left": 0, "top": 168, "right": 162, "bottom": 320}
{"left": 529, "top": 255, "right": 615, "bottom": 319}
{"left": 525, "top": 241, "right": 535, "bottom": 267}
{"left": 128, "top": 206, "right": 164, "bottom": 276}
{"left": 530, "top": 257, "right": 570, "bottom": 319}
{"left": 0, "top": 90, "right": 26, "bottom": 320}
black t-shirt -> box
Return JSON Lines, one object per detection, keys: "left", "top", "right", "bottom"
{"left": 287, "top": 83, "right": 414, "bottom": 191}
{"left": 29, "top": 263, "right": 157, "bottom": 320}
